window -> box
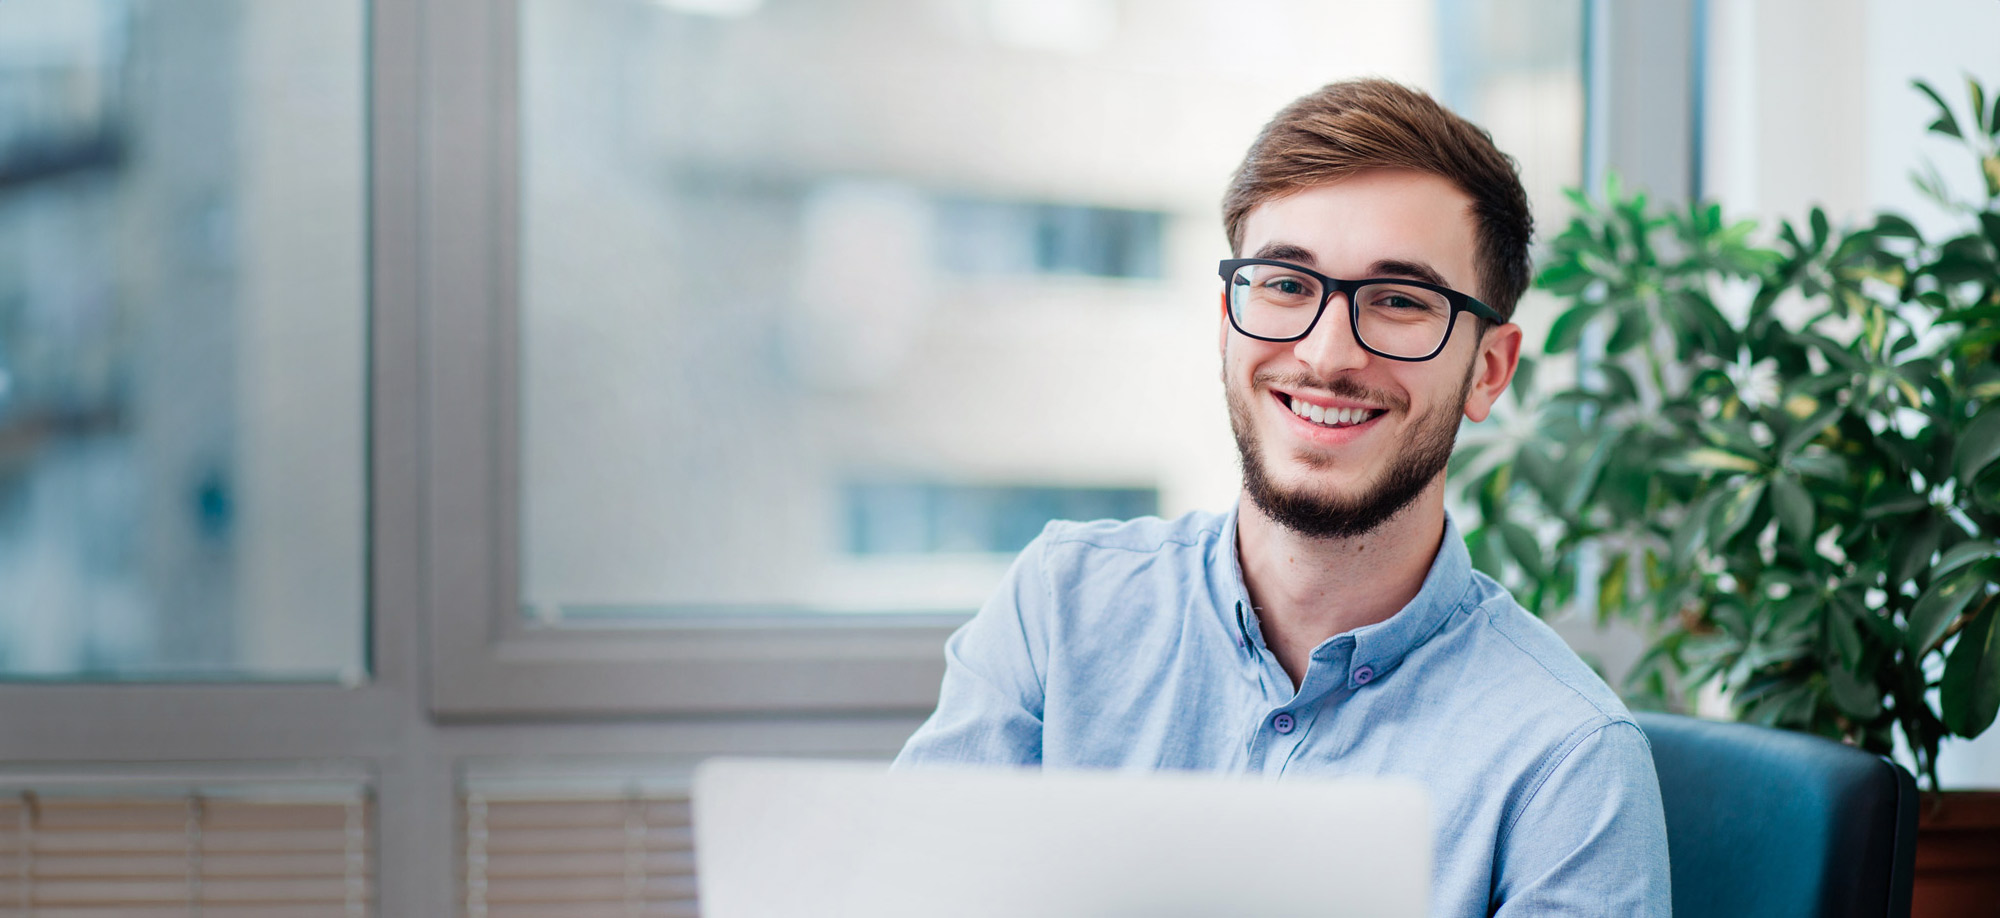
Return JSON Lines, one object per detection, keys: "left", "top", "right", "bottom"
{"left": 0, "top": 0, "right": 367, "bottom": 682}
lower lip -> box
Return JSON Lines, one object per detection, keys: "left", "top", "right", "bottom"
{"left": 1274, "top": 392, "right": 1384, "bottom": 444}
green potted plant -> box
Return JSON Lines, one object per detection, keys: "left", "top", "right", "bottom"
{"left": 1454, "top": 78, "right": 2000, "bottom": 912}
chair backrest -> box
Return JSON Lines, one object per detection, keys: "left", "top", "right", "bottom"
{"left": 1633, "top": 712, "right": 1919, "bottom": 918}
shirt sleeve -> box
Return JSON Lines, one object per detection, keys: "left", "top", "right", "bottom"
{"left": 1490, "top": 719, "right": 1673, "bottom": 917}
{"left": 891, "top": 529, "right": 1056, "bottom": 768}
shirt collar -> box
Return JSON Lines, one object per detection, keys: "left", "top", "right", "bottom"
{"left": 1216, "top": 506, "right": 1475, "bottom": 685}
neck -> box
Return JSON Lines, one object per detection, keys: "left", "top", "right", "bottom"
{"left": 1235, "top": 481, "right": 1447, "bottom": 689}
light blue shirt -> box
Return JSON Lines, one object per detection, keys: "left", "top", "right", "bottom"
{"left": 895, "top": 509, "right": 1671, "bottom": 917}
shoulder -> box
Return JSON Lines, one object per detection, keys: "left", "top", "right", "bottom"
{"left": 1456, "top": 568, "right": 1635, "bottom": 728}
{"left": 1408, "top": 568, "right": 1646, "bottom": 790}
{"left": 1025, "top": 510, "right": 1227, "bottom": 580}
{"left": 1008, "top": 510, "right": 1227, "bottom": 637}
{"left": 1429, "top": 576, "right": 1659, "bottom": 830}
{"left": 1038, "top": 510, "right": 1228, "bottom": 554}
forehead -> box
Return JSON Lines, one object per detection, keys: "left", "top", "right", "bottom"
{"left": 1238, "top": 170, "right": 1480, "bottom": 292}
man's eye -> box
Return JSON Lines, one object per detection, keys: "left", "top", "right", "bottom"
{"left": 1264, "top": 278, "right": 1310, "bottom": 296}
{"left": 1371, "top": 292, "right": 1432, "bottom": 311}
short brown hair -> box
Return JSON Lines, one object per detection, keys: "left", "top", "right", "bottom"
{"left": 1223, "top": 79, "right": 1533, "bottom": 322}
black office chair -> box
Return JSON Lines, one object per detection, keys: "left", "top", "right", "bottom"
{"left": 1633, "top": 712, "right": 1920, "bottom": 918}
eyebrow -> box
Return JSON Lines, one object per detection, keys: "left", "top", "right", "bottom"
{"left": 1250, "top": 243, "right": 1456, "bottom": 291}
{"left": 1365, "top": 259, "right": 1453, "bottom": 290}
{"left": 1251, "top": 242, "right": 1317, "bottom": 264}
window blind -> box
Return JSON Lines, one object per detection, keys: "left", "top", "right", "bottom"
{"left": 463, "top": 789, "right": 697, "bottom": 918}
{"left": 0, "top": 791, "right": 372, "bottom": 917}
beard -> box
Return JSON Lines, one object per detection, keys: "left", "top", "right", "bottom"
{"left": 1227, "top": 359, "right": 1476, "bottom": 540}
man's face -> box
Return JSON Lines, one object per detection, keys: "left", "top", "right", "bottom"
{"left": 1222, "top": 169, "right": 1515, "bottom": 539}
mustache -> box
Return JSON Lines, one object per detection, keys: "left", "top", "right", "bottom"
{"left": 1253, "top": 372, "right": 1408, "bottom": 413}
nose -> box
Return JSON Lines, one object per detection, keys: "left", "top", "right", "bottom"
{"left": 1291, "top": 294, "right": 1371, "bottom": 376}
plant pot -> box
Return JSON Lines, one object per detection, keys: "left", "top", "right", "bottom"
{"left": 1913, "top": 791, "right": 2000, "bottom": 918}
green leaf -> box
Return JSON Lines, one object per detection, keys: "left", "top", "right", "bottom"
{"left": 1513, "top": 354, "right": 1539, "bottom": 405}
{"left": 1854, "top": 597, "right": 1906, "bottom": 647}
{"left": 1536, "top": 258, "right": 1594, "bottom": 295}
{"left": 1892, "top": 513, "right": 1946, "bottom": 586}
{"left": 1607, "top": 307, "right": 1650, "bottom": 353}
{"left": 1709, "top": 479, "right": 1767, "bottom": 551}
{"left": 1468, "top": 526, "right": 1506, "bottom": 580}
{"left": 1973, "top": 77, "right": 1991, "bottom": 135}
{"left": 1478, "top": 463, "right": 1512, "bottom": 521}
{"left": 1828, "top": 595, "right": 1864, "bottom": 670}
{"left": 1596, "top": 363, "right": 1639, "bottom": 402}
{"left": 1544, "top": 303, "right": 1603, "bottom": 354}
{"left": 1561, "top": 432, "right": 1617, "bottom": 518}
{"left": 1676, "top": 289, "right": 1741, "bottom": 353}
{"left": 1779, "top": 404, "right": 1844, "bottom": 458}
{"left": 1932, "top": 236, "right": 1997, "bottom": 285}
{"left": 1810, "top": 207, "right": 1830, "bottom": 250}
{"left": 1941, "top": 602, "right": 2000, "bottom": 737}
{"left": 1826, "top": 659, "right": 1884, "bottom": 720}
{"left": 1499, "top": 522, "right": 1545, "bottom": 580}
{"left": 1916, "top": 79, "right": 1963, "bottom": 138}
{"left": 1873, "top": 213, "right": 1923, "bottom": 240}
{"left": 1955, "top": 404, "right": 2000, "bottom": 484}
{"left": 1908, "top": 565, "right": 1985, "bottom": 654}
{"left": 1937, "top": 541, "right": 2000, "bottom": 578}
{"left": 1671, "top": 490, "right": 1725, "bottom": 566}
{"left": 1678, "top": 447, "right": 1764, "bottom": 474}
{"left": 1597, "top": 551, "right": 1629, "bottom": 622}
{"left": 1789, "top": 453, "right": 1849, "bottom": 481}
{"left": 1863, "top": 492, "right": 1929, "bottom": 520}
{"left": 1769, "top": 474, "right": 1815, "bottom": 550}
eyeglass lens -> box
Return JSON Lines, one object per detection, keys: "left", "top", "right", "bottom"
{"left": 1227, "top": 263, "right": 1454, "bottom": 358}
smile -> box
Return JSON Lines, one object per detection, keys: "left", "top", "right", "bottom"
{"left": 1281, "top": 393, "right": 1387, "bottom": 429}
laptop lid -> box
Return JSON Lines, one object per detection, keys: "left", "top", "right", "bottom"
{"left": 693, "top": 758, "right": 1431, "bottom": 918}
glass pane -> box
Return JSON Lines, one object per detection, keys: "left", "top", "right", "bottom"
{"left": 0, "top": 1, "right": 367, "bottom": 680}
{"left": 1436, "top": 0, "right": 1586, "bottom": 336}
{"left": 517, "top": 0, "right": 1576, "bottom": 619}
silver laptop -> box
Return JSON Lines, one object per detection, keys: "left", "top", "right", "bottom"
{"left": 693, "top": 758, "right": 1431, "bottom": 918}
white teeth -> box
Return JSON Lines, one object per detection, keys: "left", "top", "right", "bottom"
{"left": 1290, "top": 397, "right": 1377, "bottom": 428}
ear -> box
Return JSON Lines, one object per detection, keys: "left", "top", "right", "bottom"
{"left": 1461, "top": 322, "right": 1522, "bottom": 423}
{"left": 1218, "top": 287, "right": 1232, "bottom": 359}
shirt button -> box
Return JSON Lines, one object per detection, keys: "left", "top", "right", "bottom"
{"left": 1272, "top": 712, "right": 1295, "bottom": 734}
{"left": 1353, "top": 665, "right": 1375, "bottom": 685}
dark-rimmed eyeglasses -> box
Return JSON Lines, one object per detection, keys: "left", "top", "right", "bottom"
{"left": 1218, "top": 258, "right": 1504, "bottom": 362}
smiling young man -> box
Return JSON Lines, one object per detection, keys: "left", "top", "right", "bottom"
{"left": 895, "top": 79, "right": 1671, "bottom": 916}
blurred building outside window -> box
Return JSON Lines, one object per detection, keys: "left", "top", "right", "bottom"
{"left": 0, "top": 0, "right": 367, "bottom": 682}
